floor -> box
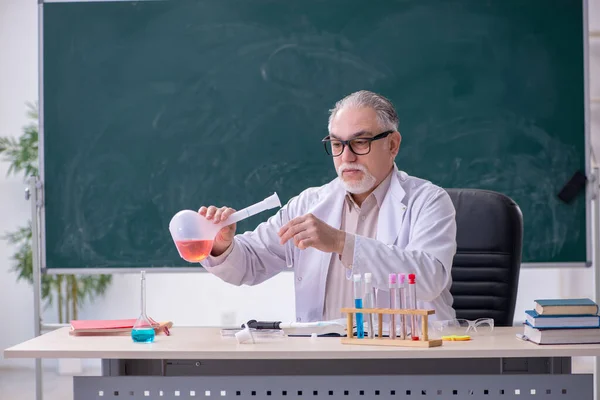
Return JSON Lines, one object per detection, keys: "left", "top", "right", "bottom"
{"left": 0, "top": 358, "right": 595, "bottom": 400}
{"left": 0, "top": 365, "right": 101, "bottom": 400}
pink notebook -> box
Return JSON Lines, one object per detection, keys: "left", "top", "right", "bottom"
{"left": 70, "top": 319, "right": 138, "bottom": 331}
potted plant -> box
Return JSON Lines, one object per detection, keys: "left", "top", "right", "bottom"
{"left": 1, "top": 102, "right": 112, "bottom": 373}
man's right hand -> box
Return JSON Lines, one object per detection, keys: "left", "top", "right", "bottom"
{"left": 198, "top": 205, "right": 237, "bottom": 257}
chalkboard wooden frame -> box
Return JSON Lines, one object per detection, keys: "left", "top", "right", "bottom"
{"left": 36, "top": 0, "right": 593, "bottom": 273}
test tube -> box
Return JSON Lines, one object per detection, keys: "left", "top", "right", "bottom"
{"left": 408, "top": 273, "right": 420, "bottom": 340}
{"left": 388, "top": 274, "right": 397, "bottom": 339}
{"left": 280, "top": 208, "right": 293, "bottom": 268}
{"left": 363, "top": 273, "right": 376, "bottom": 338}
{"left": 353, "top": 274, "right": 365, "bottom": 339}
{"left": 398, "top": 273, "right": 407, "bottom": 340}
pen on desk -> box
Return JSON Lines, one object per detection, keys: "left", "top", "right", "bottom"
{"left": 397, "top": 273, "right": 406, "bottom": 340}
{"left": 353, "top": 274, "right": 365, "bottom": 339}
{"left": 389, "top": 274, "right": 397, "bottom": 339}
{"left": 363, "top": 273, "right": 376, "bottom": 338}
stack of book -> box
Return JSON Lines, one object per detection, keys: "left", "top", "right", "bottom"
{"left": 523, "top": 298, "right": 600, "bottom": 344}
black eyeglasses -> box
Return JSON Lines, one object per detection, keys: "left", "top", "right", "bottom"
{"left": 321, "top": 130, "right": 394, "bottom": 157}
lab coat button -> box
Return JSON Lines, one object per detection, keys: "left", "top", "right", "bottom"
{"left": 297, "top": 317, "right": 301, "bottom": 322}
{"left": 297, "top": 276, "right": 302, "bottom": 281}
{"left": 361, "top": 216, "right": 366, "bottom": 221}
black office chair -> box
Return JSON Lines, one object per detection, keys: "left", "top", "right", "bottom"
{"left": 445, "top": 189, "right": 523, "bottom": 327}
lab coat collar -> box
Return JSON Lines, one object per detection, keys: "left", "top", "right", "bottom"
{"left": 306, "top": 179, "right": 346, "bottom": 304}
{"left": 311, "top": 180, "right": 346, "bottom": 230}
{"left": 377, "top": 164, "right": 407, "bottom": 245}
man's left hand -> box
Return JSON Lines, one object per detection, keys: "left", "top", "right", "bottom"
{"left": 278, "top": 213, "right": 345, "bottom": 253}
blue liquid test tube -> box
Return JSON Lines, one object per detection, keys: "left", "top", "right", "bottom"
{"left": 353, "top": 274, "right": 364, "bottom": 338}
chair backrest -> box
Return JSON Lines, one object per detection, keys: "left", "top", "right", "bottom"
{"left": 445, "top": 189, "right": 523, "bottom": 327}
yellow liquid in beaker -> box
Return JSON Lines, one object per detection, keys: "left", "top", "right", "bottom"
{"left": 176, "top": 239, "right": 213, "bottom": 262}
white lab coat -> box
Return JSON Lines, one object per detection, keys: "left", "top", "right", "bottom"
{"left": 201, "top": 166, "right": 457, "bottom": 323}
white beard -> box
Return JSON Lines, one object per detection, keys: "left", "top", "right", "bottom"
{"left": 337, "top": 163, "right": 377, "bottom": 194}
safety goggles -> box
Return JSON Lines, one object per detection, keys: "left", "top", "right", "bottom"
{"left": 430, "top": 318, "right": 494, "bottom": 337}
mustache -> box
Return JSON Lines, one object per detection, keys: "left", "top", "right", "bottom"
{"left": 337, "top": 163, "right": 368, "bottom": 174}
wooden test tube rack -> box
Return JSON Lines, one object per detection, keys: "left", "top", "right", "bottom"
{"left": 340, "top": 307, "right": 442, "bottom": 348}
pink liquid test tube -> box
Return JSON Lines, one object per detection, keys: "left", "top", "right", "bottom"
{"left": 408, "top": 273, "right": 420, "bottom": 340}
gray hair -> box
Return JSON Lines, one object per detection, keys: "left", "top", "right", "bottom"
{"left": 327, "top": 90, "right": 399, "bottom": 133}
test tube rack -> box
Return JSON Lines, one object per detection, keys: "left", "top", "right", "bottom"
{"left": 340, "top": 307, "right": 442, "bottom": 348}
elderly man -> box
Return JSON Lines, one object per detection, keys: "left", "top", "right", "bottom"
{"left": 199, "top": 90, "right": 457, "bottom": 323}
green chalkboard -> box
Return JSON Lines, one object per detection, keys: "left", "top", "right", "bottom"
{"left": 42, "top": 0, "right": 587, "bottom": 270}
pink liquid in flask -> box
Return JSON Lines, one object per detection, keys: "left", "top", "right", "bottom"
{"left": 175, "top": 239, "right": 213, "bottom": 262}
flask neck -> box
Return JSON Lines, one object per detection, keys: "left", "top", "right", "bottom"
{"left": 140, "top": 275, "right": 147, "bottom": 317}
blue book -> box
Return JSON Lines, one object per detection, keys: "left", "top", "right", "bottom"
{"left": 525, "top": 310, "right": 600, "bottom": 328}
{"left": 523, "top": 322, "right": 600, "bottom": 345}
{"left": 534, "top": 298, "right": 598, "bottom": 316}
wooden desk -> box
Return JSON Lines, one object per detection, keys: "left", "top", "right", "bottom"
{"left": 4, "top": 327, "right": 598, "bottom": 399}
